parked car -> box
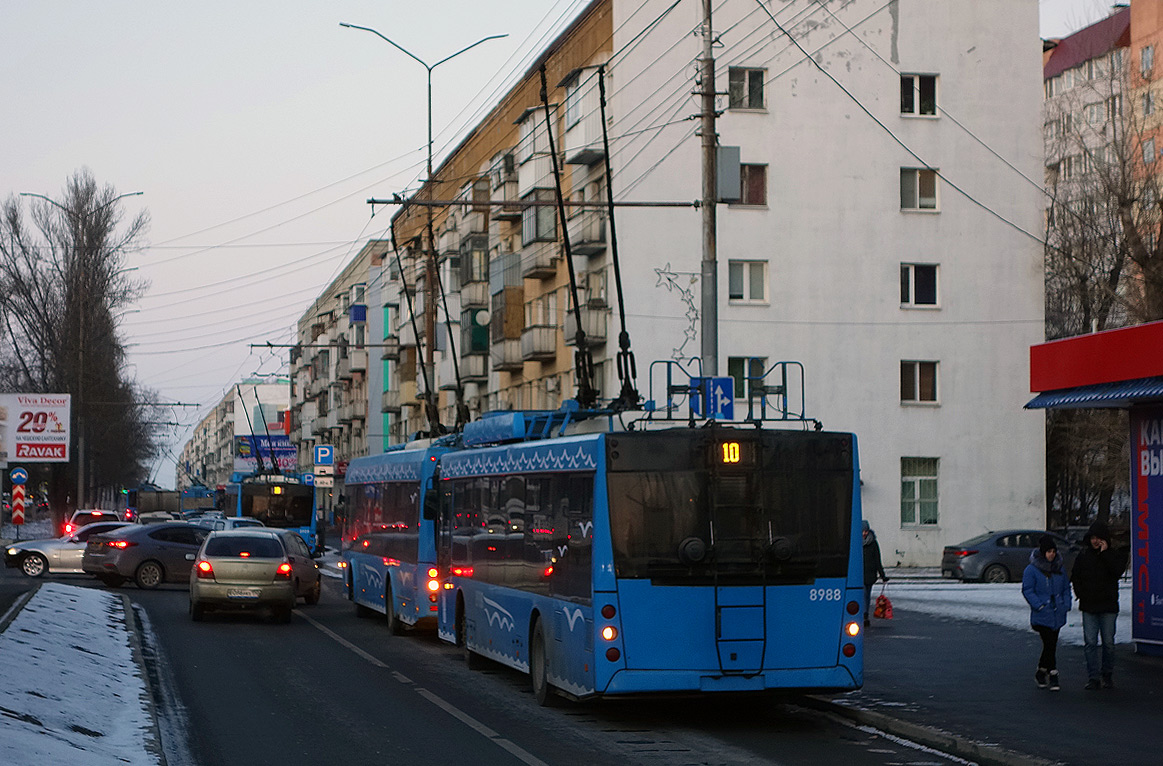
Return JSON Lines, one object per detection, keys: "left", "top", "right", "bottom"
{"left": 63, "top": 509, "right": 123, "bottom": 536}
{"left": 188, "top": 529, "right": 321, "bottom": 623}
{"left": 82, "top": 522, "right": 209, "bottom": 589}
{"left": 189, "top": 516, "right": 265, "bottom": 532}
{"left": 5, "top": 522, "right": 132, "bottom": 578}
{"left": 942, "top": 530, "right": 1078, "bottom": 583}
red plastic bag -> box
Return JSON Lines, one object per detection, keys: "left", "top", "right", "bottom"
{"left": 873, "top": 587, "right": 893, "bottom": 619}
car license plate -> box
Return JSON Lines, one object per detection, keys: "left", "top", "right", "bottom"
{"left": 227, "top": 588, "right": 261, "bottom": 599}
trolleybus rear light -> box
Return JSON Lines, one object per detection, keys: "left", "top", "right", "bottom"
{"left": 846, "top": 601, "right": 860, "bottom": 615}
{"left": 601, "top": 626, "right": 617, "bottom": 641}
{"left": 428, "top": 567, "right": 439, "bottom": 578}
{"left": 601, "top": 604, "right": 616, "bottom": 619}
{"left": 427, "top": 579, "right": 440, "bottom": 593}
{"left": 605, "top": 647, "right": 621, "bottom": 662}
{"left": 842, "top": 643, "right": 856, "bottom": 658}
{"left": 846, "top": 621, "right": 861, "bottom": 637}
{"left": 451, "top": 566, "right": 473, "bottom": 577}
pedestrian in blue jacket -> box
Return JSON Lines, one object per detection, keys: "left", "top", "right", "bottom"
{"left": 1022, "top": 534, "right": 1071, "bottom": 691}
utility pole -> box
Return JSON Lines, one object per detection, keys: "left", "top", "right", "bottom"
{"left": 699, "top": 0, "right": 719, "bottom": 376}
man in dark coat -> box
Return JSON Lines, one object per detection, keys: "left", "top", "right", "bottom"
{"left": 1070, "top": 521, "right": 1128, "bottom": 689}
{"left": 862, "top": 520, "right": 888, "bottom": 627}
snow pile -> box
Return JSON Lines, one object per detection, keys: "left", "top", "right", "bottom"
{"left": 0, "top": 583, "right": 159, "bottom": 766}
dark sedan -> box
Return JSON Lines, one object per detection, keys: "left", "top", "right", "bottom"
{"left": 942, "top": 530, "right": 1078, "bottom": 583}
{"left": 82, "top": 521, "right": 209, "bottom": 589}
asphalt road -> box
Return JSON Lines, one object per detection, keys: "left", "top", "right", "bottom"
{"left": 1, "top": 567, "right": 969, "bottom": 766}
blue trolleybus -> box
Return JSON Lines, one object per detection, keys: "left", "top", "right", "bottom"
{"left": 435, "top": 399, "right": 863, "bottom": 704}
{"left": 340, "top": 440, "right": 452, "bottom": 631}
{"left": 223, "top": 472, "right": 319, "bottom": 552}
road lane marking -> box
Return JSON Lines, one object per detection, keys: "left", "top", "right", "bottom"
{"left": 301, "top": 612, "right": 547, "bottom": 766}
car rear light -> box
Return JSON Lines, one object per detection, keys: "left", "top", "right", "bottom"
{"left": 107, "top": 540, "right": 136, "bottom": 549}
{"left": 64, "top": 524, "right": 75, "bottom": 535}
{"left": 275, "top": 562, "right": 293, "bottom": 579}
{"left": 195, "top": 560, "right": 214, "bottom": 579}
{"left": 956, "top": 549, "right": 977, "bottom": 557}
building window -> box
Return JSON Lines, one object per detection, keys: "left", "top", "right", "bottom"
{"left": 900, "top": 74, "right": 937, "bottom": 116}
{"left": 1085, "top": 102, "right": 1104, "bottom": 125}
{"left": 900, "top": 263, "right": 938, "bottom": 306}
{"left": 728, "top": 356, "right": 767, "bottom": 399}
{"left": 521, "top": 188, "right": 556, "bottom": 245}
{"left": 516, "top": 115, "right": 544, "bottom": 165}
{"left": 901, "top": 360, "right": 938, "bottom": 403}
{"left": 1144, "top": 138, "right": 1156, "bottom": 165}
{"left": 1143, "top": 45, "right": 1154, "bottom": 77}
{"left": 1107, "top": 94, "right": 1122, "bottom": 121}
{"left": 900, "top": 168, "right": 938, "bottom": 210}
{"left": 1145, "top": 91, "right": 1155, "bottom": 117}
{"left": 739, "top": 164, "right": 767, "bottom": 205}
{"left": 901, "top": 457, "right": 939, "bottom": 526}
{"left": 728, "top": 67, "right": 765, "bottom": 109}
{"left": 728, "top": 260, "right": 767, "bottom": 302}
{"left": 564, "top": 78, "right": 582, "bottom": 128}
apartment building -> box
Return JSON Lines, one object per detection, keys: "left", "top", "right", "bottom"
{"left": 289, "top": 242, "right": 387, "bottom": 488}
{"left": 333, "top": 0, "right": 1048, "bottom": 566}
{"left": 177, "top": 378, "right": 290, "bottom": 491}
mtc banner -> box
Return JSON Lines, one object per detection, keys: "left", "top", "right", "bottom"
{"left": 0, "top": 393, "right": 71, "bottom": 464}
{"left": 233, "top": 434, "right": 297, "bottom": 474}
{"left": 1132, "top": 406, "right": 1163, "bottom": 654}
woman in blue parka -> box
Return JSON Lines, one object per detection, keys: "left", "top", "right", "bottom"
{"left": 1022, "top": 534, "right": 1071, "bottom": 691}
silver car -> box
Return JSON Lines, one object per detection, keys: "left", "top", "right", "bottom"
{"left": 189, "top": 529, "right": 321, "bottom": 623}
{"left": 5, "top": 522, "right": 132, "bottom": 578}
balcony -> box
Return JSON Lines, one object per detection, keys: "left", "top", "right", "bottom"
{"left": 564, "top": 111, "right": 605, "bottom": 166}
{"left": 311, "top": 415, "right": 328, "bottom": 436}
{"left": 492, "top": 179, "right": 521, "bottom": 220}
{"left": 309, "top": 376, "right": 329, "bottom": 398}
{"left": 337, "top": 357, "right": 353, "bottom": 381}
{"left": 461, "top": 209, "right": 488, "bottom": 235}
{"left": 382, "top": 388, "right": 401, "bottom": 413}
{"left": 517, "top": 154, "right": 553, "bottom": 198}
{"left": 398, "top": 322, "right": 418, "bottom": 349}
{"left": 492, "top": 339, "right": 523, "bottom": 372}
{"left": 461, "top": 280, "right": 488, "bottom": 310}
{"left": 439, "top": 353, "right": 488, "bottom": 387}
{"left": 564, "top": 308, "right": 608, "bottom": 346}
{"left": 349, "top": 349, "right": 367, "bottom": 373}
{"left": 381, "top": 335, "right": 400, "bottom": 361}
{"left": 521, "top": 240, "right": 558, "bottom": 280}
{"left": 338, "top": 403, "right": 353, "bottom": 423}
{"left": 521, "top": 325, "right": 557, "bottom": 361}
{"left": 567, "top": 210, "right": 606, "bottom": 256}
{"left": 353, "top": 399, "right": 368, "bottom": 419}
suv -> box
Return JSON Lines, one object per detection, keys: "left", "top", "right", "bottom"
{"left": 63, "top": 509, "right": 123, "bottom": 536}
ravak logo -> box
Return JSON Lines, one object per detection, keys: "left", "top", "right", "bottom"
{"left": 482, "top": 596, "right": 515, "bottom": 632}
{"left": 563, "top": 606, "right": 585, "bottom": 632}
{"left": 16, "top": 444, "right": 66, "bottom": 459}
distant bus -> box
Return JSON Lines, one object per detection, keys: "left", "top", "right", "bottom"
{"left": 340, "top": 441, "right": 451, "bottom": 632}
{"left": 222, "top": 472, "right": 319, "bottom": 553}
{"left": 126, "top": 485, "right": 180, "bottom": 521}
{"left": 435, "top": 414, "right": 864, "bottom": 704}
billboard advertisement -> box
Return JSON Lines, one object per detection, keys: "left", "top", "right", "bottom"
{"left": 1132, "top": 407, "right": 1163, "bottom": 652}
{"left": 0, "top": 393, "right": 71, "bottom": 464}
{"left": 233, "top": 434, "right": 297, "bottom": 474}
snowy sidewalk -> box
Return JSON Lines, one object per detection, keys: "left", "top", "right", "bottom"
{"left": 0, "top": 583, "right": 162, "bottom": 766}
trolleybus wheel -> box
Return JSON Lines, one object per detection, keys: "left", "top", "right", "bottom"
{"left": 458, "top": 596, "right": 486, "bottom": 670}
{"left": 386, "top": 582, "right": 405, "bottom": 635}
{"left": 530, "top": 617, "right": 556, "bottom": 706}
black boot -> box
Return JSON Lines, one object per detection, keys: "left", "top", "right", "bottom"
{"left": 1048, "top": 670, "right": 1060, "bottom": 691}
{"left": 1035, "top": 668, "right": 1048, "bottom": 688}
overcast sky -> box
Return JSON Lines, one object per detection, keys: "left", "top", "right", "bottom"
{"left": 0, "top": 1, "right": 1117, "bottom": 488}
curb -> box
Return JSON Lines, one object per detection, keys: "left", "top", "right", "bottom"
{"left": 0, "top": 581, "right": 42, "bottom": 633}
{"left": 799, "top": 695, "right": 1061, "bottom": 766}
{"left": 120, "top": 594, "right": 168, "bottom": 766}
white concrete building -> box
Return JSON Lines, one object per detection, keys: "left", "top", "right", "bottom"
{"left": 354, "top": 0, "right": 1046, "bottom": 566}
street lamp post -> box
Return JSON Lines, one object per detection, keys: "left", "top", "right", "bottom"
{"left": 340, "top": 23, "right": 505, "bottom": 429}
{"left": 19, "top": 190, "right": 143, "bottom": 509}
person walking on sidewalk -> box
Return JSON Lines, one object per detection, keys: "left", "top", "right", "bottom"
{"left": 1022, "top": 535, "right": 1071, "bottom": 691}
{"left": 862, "top": 520, "right": 888, "bottom": 627}
{"left": 1070, "top": 521, "right": 1128, "bottom": 690}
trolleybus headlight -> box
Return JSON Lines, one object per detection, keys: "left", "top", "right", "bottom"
{"left": 601, "top": 626, "right": 618, "bottom": 641}
{"left": 846, "top": 601, "right": 860, "bottom": 615}
{"left": 846, "top": 621, "right": 861, "bottom": 637}
{"left": 842, "top": 643, "right": 856, "bottom": 658}
{"left": 601, "top": 604, "right": 616, "bottom": 619}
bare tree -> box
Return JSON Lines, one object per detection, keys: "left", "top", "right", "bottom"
{"left": 0, "top": 168, "right": 161, "bottom": 516}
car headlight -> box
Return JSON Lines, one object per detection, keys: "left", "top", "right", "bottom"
{"left": 6, "top": 548, "right": 19, "bottom": 556}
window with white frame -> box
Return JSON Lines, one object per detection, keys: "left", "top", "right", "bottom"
{"left": 516, "top": 114, "right": 545, "bottom": 165}
{"left": 727, "top": 356, "right": 767, "bottom": 399}
{"left": 1106, "top": 95, "right": 1122, "bottom": 121}
{"left": 900, "top": 168, "right": 938, "bottom": 210}
{"left": 1145, "top": 91, "right": 1156, "bottom": 117}
{"left": 739, "top": 164, "right": 767, "bottom": 205}
{"left": 900, "top": 74, "right": 937, "bottom": 116}
{"left": 1085, "top": 102, "right": 1104, "bottom": 125}
{"left": 728, "top": 260, "right": 767, "bottom": 302}
{"left": 521, "top": 188, "right": 556, "bottom": 245}
{"left": 900, "top": 263, "right": 938, "bottom": 306}
{"left": 901, "top": 360, "right": 938, "bottom": 403}
{"left": 728, "top": 67, "right": 765, "bottom": 109}
{"left": 901, "top": 457, "right": 939, "bottom": 526}
{"left": 564, "top": 76, "right": 583, "bottom": 128}
{"left": 1143, "top": 45, "right": 1155, "bottom": 77}
{"left": 1144, "top": 138, "right": 1156, "bottom": 165}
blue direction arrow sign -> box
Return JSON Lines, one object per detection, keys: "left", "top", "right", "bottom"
{"left": 10, "top": 467, "right": 28, "bottom": 485}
